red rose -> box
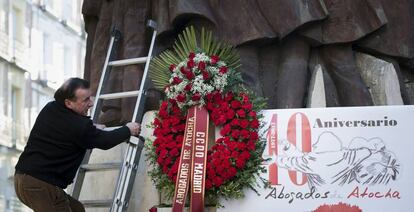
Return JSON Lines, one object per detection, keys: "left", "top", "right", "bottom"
{"left": 149, "top": 206, "right": 158, "bottom": 212}
{"left": 248, "top": 111, "right": 257, "bottom": 118}
{"left": 219, "top": 66, "right": 228, "bottom": 74}
{"left": 170, "top": 116, "right": 180, "bottom": 125}
{"left": 198, "top": 61, "right": 206, "bottom": 70}
{"left": 172, "top": 76, "right": 183, "bottom": 85}
{"left": 223, "top": 136, "right": 230, "bottom": 144}
{"left": 213, "top": 176, "right": 223, "bottom": 187}
{"left": 168, "top": 98, "right": 176, "bottom": 104}
{"left": 222, "top": 159, "right": 231, "bottom": 169}
{"left": 220, "top": 124, "right": 231, "bottom": 136}
{"left": 249, "top": 131, "right": 259, "bottom": 140}
{"left": 160, "top": 101, "right": 168, "bottom": 110}
{"left": 171, "top": 161, "right": 179, "bottom": 173}
{"left": 218, "top": 114, "right": 226, "bottom": 124}
{"left": 170, "top": 148, "right": 179, "bottom": 157}
{"left": 216, "top": 165, "right": 224, "bottom": 174}
{"left": 240, "top": 151, "right": 251, "bottom": 160}
{"left": 216, "top": 138, "right": 224, "bottom": 144}
{"left": 239, "top": 119, "right": 249, "bottom": 128}
{"left": 212, "top": 159, "right": 221, "bottom": 167}
{"left": 205, "top": 179, "right": 213, "bottom": 189}
{"left": 213, "top": 92, "right": 222, "bottom": 102}
{"left": 231, "top": 151, "right": 239, "bottom": 158}
{"left": 210, "top": 55, "right": 220, "bottom": 64}
{"left": 230, "top": 119, "right": 239, "bottom": 127}
{"left": 206, "top": 102, "right": 215, "bottom": 110}
{"left": 160, "top": 149, "right": 168, "bottom": 158}
{"left": 237, "top": 142, "right": 247, "bottom": 150}
{"left": 185, "top": 71, "right": 195, "bottom": 80}
{"left": 176, "top": 93, "right": 186, "bottom": 102}
{"left": 240, "top": 93, "right": 249, "bottom": 102}
{"left": 231, "top": 100, "right": 241, "bottom": 109}
{"left": 237, "top": 109, "right": 246, "bottom": 118}
{"left": 175, "top": 135, "right": 184, "bottom": 143}
{"left": 169, "top": 64, "right": 176, "bottom": 72}
{"left": 228, "top": 167, "right": 237, "bottom": 178}
{"left": 206, "top": 93, "right": 214, "bottom": 101}
{"left": 250, "top": 119, "right": 259, "bottom": 129}
{"left": 180, "top": 67, "right": 188, "bottom": 75}
{"left": 192, "top": 93, "right": 201, "bottom": 101}
{"left": 220, "top": 102, "right": 229, "bottom": 111}
{"left": 231, "top": 130, "right": 240, "bottom": 139}
{"left": 202, "top": 70, "right": 210, "bottom": 80}
{"left": 240, "top": 129, "right": 250, "bottom": 139}
{"left": 153, "top": 118, "right": 161, "bottom": 127}
{"left": 225, "top": 92, "right": 234, "bottom": 101}
{"left": 187, "top": 60, "right": 195, "bottom": 68}
{"left": 184, "top": 83, "right": 192, "bottom": 91}
{"left": 228, "top": 141, "right": 237, "bottom": 151}
{"left": 157, "top": 156, "right": 164, "bottom": 165}
{"left": 188, "top": 52, "right": 195, "bottom": 59}
{"left": 242, "top": 103, "right": 253, "bottom": 111}
{"left": 247, "top": 141, "right": 256, "bottom": 150}
{"left": 158, "top": 110, "right": 168, "bottom": 119}
{"left": 236, "top": 159, "right": 246, "bottom": 168}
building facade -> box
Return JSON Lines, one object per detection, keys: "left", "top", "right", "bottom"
{"left": 0, "top": 0, "right": 85, "bottom": 211}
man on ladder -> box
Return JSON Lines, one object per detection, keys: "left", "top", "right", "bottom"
{"left": 14, "top": 78, "right": 141, "bottom": 212}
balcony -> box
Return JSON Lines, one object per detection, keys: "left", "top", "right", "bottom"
{"left": 0, "top": 115, "right": 29, "bottom": 151}
{"left": 0, "top": 30, "right": 9, "bottom": 59}
{"left": 12, "top": 40, "right": 29, "bottom": 70}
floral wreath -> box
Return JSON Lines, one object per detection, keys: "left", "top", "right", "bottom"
{"left": 147, "top": 27, "right": 266, "bottom": 203}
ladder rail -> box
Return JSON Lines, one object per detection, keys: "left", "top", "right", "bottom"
{"left": 132, "top": 28, "right": 158, "bottom": 123}
{"left": 70, "top": 31, "right": 119, "bottom": 199}
{"left": 110, "top": 25, "right": 158, "bottom": 212}
{"left": 70, "top": 20, "right": 158, "bottom": 212}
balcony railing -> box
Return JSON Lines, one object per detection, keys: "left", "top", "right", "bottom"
{"left": 0, "top": 30, "right": 9, "bottom": 59}
{"left": 13, "top": 40, "right": 29, "bottom": 69}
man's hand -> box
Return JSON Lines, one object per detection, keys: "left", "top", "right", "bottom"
{"left": 126, "top": 122, "right": 141, "bottom": 136}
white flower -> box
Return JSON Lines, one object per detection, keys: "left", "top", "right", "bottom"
{"left": 166, "top": 54, "right": 230, "bottom": 108}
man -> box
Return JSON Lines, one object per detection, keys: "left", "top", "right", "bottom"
{"left": 14, "top": 78, "right": 141, "bottom": 212}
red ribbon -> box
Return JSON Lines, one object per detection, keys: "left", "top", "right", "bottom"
{"left": 172, "top": 106, "right": 209, "bottom": 212}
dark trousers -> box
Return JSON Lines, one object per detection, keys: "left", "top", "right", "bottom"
{"left": 14, "top": 173, "right": 85, "bottom": 212}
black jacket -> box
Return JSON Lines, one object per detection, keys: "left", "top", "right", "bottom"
{"left": 15, "top": 101, "right": 131, "bottom": 188}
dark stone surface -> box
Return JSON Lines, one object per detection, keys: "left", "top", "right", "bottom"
{"left": 82, "top": 0, "right": 414, "bottom": 125}
{"left": 320, "top": 45, "right": 373, "bottom": 106}
{"left": 300, "top": 0, "right": 387, "bottom": 44}
{"left": 357, "top": 0, "right": 414, "bottom": 59}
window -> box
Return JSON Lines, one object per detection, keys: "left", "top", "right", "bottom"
{"left": 12, "top": 7, "right": 24, "bottom": 42}
{"left": 42, "top": 34, "right": 52, "bottom": 80}
{"left": 63, "top": 1, "right": 73, "bottom": 22}
{"left": 64, "top": 46, "right": 73, "bottom": 78}
{"left": 49, "top": 41, "right": 64, "bottom": 83}
{"left": 0, "top": 0, "right": 9, "bottom": 33}
{"left": 0, "top": 62, "right": 5, "bottom": 116}
{"left": 11, "top": 86, "right": 19, "bottom": 142}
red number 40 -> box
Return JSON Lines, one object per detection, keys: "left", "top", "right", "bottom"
{"left": 267, "top": 113, "right": 312, "bottom": 186}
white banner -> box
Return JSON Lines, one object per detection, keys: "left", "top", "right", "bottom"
{"left": 219, "top": 106, "right": 414, "bottom": 212}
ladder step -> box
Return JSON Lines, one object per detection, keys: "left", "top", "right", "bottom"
{"left": 108, "top": 57, "right": 148, "bottom": 66}
{"left": 80, "top": 163, "right": 121, "bottom": 171}
{"left": 99, "top": 90, "right": 140, "bottom": 100}
{"left": 81, "top": 199, "right": 112, "bottom": 208}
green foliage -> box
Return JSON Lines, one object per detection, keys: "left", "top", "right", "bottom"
{"left": 150, "top": 26, "right": 240, "bottom": 90}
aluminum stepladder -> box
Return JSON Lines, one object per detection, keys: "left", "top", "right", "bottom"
{"left": 70, "top": 20, "right": 157, "bottom": 212}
